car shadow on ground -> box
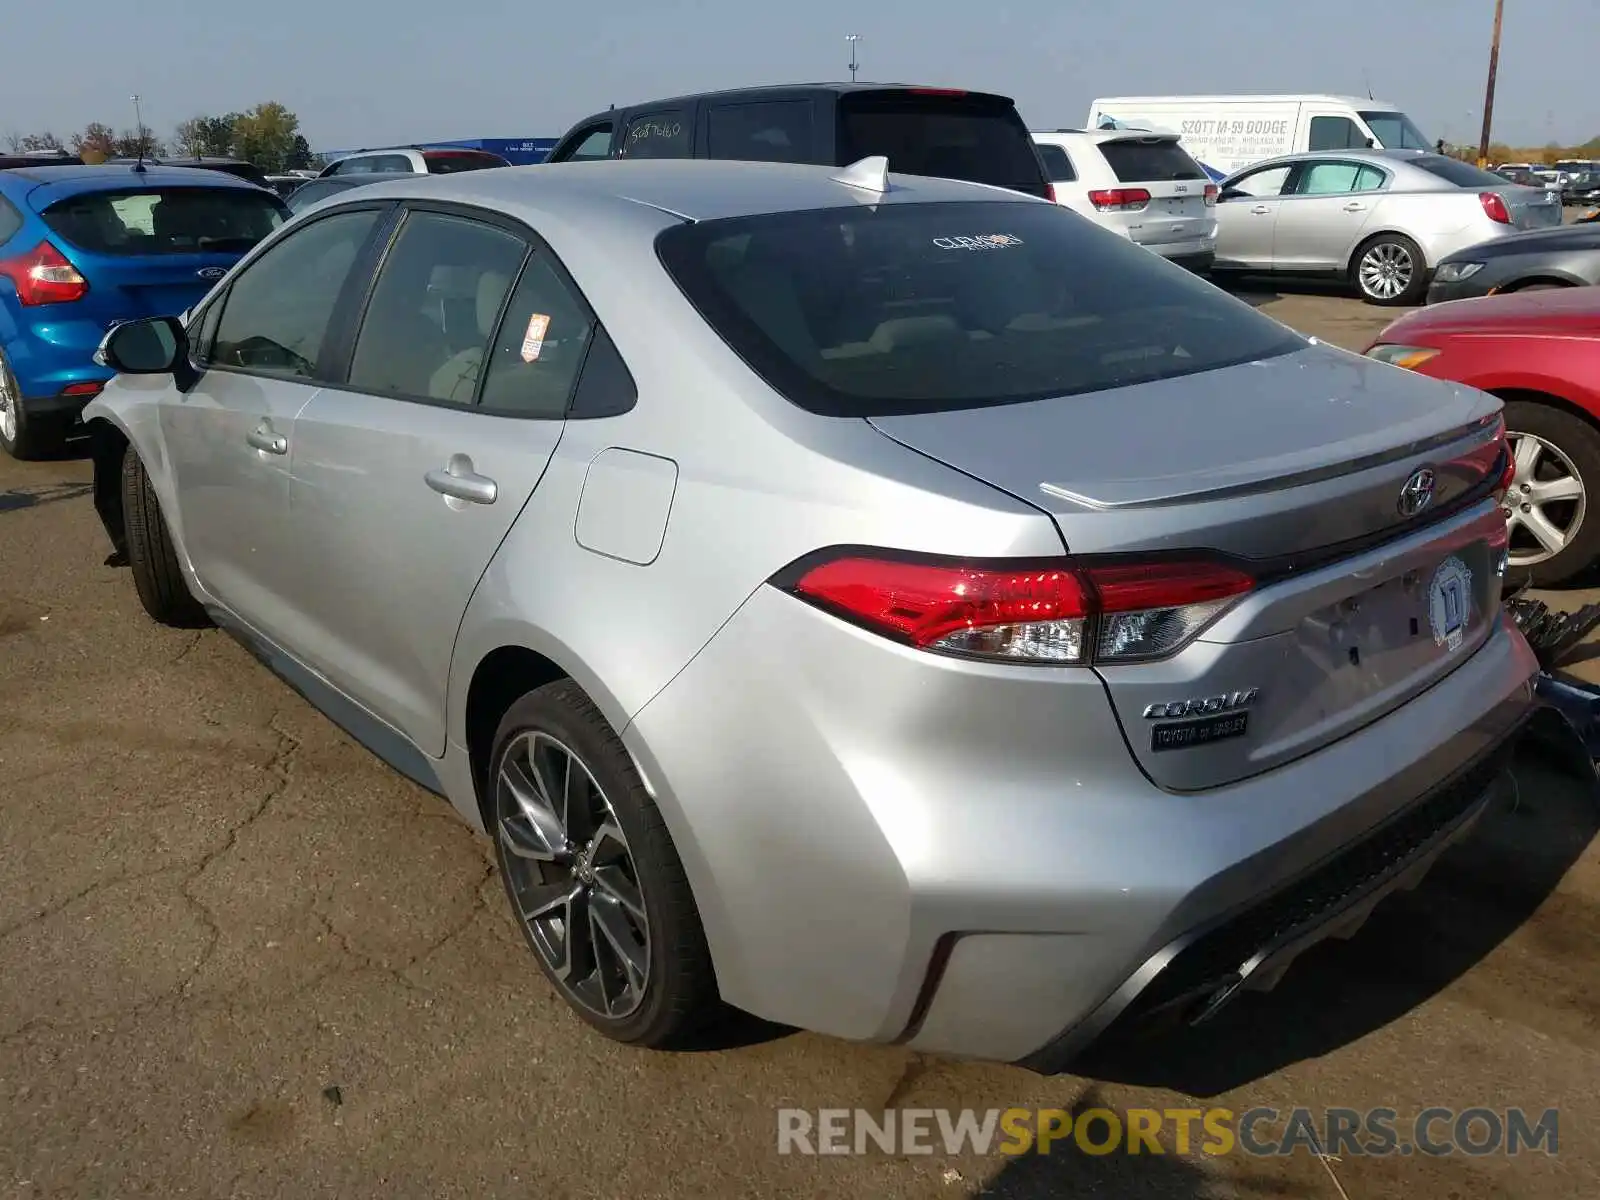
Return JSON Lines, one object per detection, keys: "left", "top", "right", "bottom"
{"left": 1073, "top": 750, "right": 1599, "bottom": 1098}
{"left": 0, "top": 480, "right": 93, "bottom": 514}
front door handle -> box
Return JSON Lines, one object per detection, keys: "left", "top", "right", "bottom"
{"left": 246, "top": 424, "right": 287, "bottom": 455}
{"left": 1251, "top": 204, "right": 1271, "bottom": 215}
{"left": 1343, "top": 202, "right": 1367, "bottom": 212}
{"left": 426, "top": 454, "right": 498, "bottom": 505}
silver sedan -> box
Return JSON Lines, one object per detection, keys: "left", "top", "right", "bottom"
{"left": 1213, "top": 149, "right": 1563, "bottom": 305}
{"left": 81, "top": 158, "right": 1536, "bottom": 1066}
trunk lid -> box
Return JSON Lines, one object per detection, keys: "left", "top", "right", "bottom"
{"left": 868, "top": 343, "right": 1508, "bottom": 790}
{"left": 1494, "top": 183, "right": 1564, "bottom": 230}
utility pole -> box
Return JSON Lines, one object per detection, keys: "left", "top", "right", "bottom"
{"left": 1477, "top": 0, "right": 1504, "bottom": 166}
{"left": 845, "top": 34, "right": 860, "bottom": 83}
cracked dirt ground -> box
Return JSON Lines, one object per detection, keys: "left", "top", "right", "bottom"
{"left": 3, "top": 293, "right": 1600, "bottom": 1199}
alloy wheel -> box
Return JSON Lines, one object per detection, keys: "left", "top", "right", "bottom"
{"left": 1358, "top": 242, "right": 1413, "bottom": 301}
{"left": 495, "top": 730, "right": 651, "bottom": 1019}
{"left": 1503, "top": 431, "right": 1586, "bottom": 568}
{"left": 0, "top": 365, "right": 15, "bottom": 444}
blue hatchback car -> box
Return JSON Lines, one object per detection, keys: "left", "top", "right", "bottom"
{"left": 0, "top": 163, "right": 288, "bottom": 458}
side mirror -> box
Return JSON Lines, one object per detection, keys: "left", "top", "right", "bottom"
{"left": 1218, "top": 188, "right": 1247, "bottom": 202}
{"left": 96, "top": 316, "right": 185, "bottom": 374}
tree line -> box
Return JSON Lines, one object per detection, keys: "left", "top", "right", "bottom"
{"left": 5, "top": 102, "right": 315, "bottom": 172}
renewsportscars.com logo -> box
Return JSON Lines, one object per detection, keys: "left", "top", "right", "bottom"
{"left": 776, "top": 1106, "right": 1560, "bottom": 1158}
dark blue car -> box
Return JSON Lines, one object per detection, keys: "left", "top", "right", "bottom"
{"left": 0, "top": 163, "right": 288, "bottom": 458}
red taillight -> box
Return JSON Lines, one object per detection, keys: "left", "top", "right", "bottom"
{"left": 781, "top": 552, "right": 1254, "bottom": 665}
{"left": 1492, "top": 420, "right": 1516, "bottom": 498}
{"left": 1203, "top": 183, "right": 1219, "bottom": 206}
{"left": 1046, "top": 182, "right": 1058, "bottom": 203}
{"left": 60, "top": 381, "right": 103, "bottom": 397}
{"left": 1088, "top": 187, "right": 1152, "bottom": 212}
{"left": 1479, "top": 192, "right": 1512, "bottom": 224}
{"left": 0, "top": 241, "right": 88, "bottom": 305}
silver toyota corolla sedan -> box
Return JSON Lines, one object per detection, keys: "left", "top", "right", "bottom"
{"left": 82, "top": 158, "right": 1538, "bottom": 1068}
{"left": 1213, "top": 149, "right": 1564, "bottom": 305}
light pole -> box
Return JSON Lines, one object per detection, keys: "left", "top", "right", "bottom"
{"left": 1477, "top": 0, "right": 1504, "bottom": 166}
{"left": 845, "top": 34, "right": 860, "bottom": 83}
{"left": 130, "top": 93, "right": 147, "bottom": 160}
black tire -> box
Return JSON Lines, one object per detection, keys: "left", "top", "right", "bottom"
{"left": 1351, "top": 233, "right": 1430, "bottom": 306}
{"left": 1508, "top": 281, "right": 1570, "bottom": 293}
{"left": 1501, "top": 399, "right": 1600, "bottom": 588}
{"left": 121, "top": 446, "right": 209, "bottom": 627}
{"left": 489, "top": 680, "right": 719, "bottom": 1047}
{"left": 0, "top": 351, "right": 64, "bottom": 461}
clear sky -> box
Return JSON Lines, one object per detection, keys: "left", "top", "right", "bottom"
{"left": 3, "top": 0, "right": 1594, "bottom": 152}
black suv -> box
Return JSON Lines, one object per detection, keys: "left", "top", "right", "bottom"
{"left": 547, "top": 83, "right": 1052, "bottom": 199}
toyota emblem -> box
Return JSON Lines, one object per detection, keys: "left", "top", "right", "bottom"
{"left": 1398, "top": 468, "right": 1436, "bottom": 518}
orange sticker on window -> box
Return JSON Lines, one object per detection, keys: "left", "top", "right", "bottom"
{"left": 520, "top": 313, "right": 550, "bottom": 362}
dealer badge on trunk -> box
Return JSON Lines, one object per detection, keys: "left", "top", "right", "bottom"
{"left": 1428, "top": 556, "right": 1473, "bottom": 653}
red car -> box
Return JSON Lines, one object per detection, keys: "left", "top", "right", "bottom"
{"left": 1365, "top": 287, "right": 1600, "bottom": 586}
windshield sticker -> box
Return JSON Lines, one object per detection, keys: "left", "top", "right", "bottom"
{"left": 932, "top": 234, "right": 1024, "bottom": 251}
{"left": 520, "top": 314, "right": 550, "bottom": 363}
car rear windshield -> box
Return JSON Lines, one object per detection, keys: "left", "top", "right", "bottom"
{"left": 1098, "top": 138, "right": 1206, "bottom": 182}
{"left": 1412, "top": 155, "right": 1514, "bottom": 188}
{"left": 837, "top": 92, "right": 1050, "bottom": 198}
{"left": 423, "top": 151, "right": 507, "bottom": 174}
{"left": 656, "top": 200, "right": 1302, "bottom": 418}
{"left": 41, "top": 188, "right": 286, "bottom": 256}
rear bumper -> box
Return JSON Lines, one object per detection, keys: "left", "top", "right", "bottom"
{"left": 623, "top": 580, "right": 1540, "bottom": 1064}
{"left": 1015, "top": 710, "right": 1521, "bottom": 1071}
{"left": 1166, "top": 250, "right": 1216, "bottom": 274}
{"left": 22, "top": 386, "right": 102, "bottom": 420}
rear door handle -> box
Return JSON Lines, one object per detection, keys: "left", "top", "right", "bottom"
{"left": 246, "top": 425, "right": 287, "bottom": 455}
{"left": 1343, "top": 202, "right": 1367, "bottom": 212}
{"left": 1251, "top": 205, "right": 1271, "bottom": 215}
{"left": 426, "top": 456, "right": 498, "bottom": 505}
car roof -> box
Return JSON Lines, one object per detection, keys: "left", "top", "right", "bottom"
{"left": 1094, "top": 94, "right": 1390, "bottom": 109}
{"left": 1223, "top": 148, "right": 1439, "bottom": 178}
{"left": 1032, "top": 128, "right": 1182, "bottom": 144}
{"left": 0, "top": 163, "right": 270, "bottom": 202}
{"left": 566, "top": 82, "right": 1015, "bottom": 128}
{"left": 328, "top": 157, "right": 1044, "bottom": 225}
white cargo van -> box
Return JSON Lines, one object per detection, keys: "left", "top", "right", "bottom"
{"left": 1085, "top": 95, "right": 1433, "bottom": 177}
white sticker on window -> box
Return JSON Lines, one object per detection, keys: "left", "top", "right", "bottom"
{"left": 520, "top": 313, "right": 550, "bottom": 362}
{"left": 932, "top": 234, "right": 1024, "bottom": 251}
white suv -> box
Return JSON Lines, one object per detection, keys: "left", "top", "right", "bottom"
{"left": 1031, "top": 129, "right": 1218, "bottom": 272}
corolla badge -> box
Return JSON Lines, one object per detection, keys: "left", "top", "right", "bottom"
{"left": 196, "top": 266, "right": 227, "bottom": 280}
{"left": 1397, "top": 468, "right": 1436, "bottom": 518}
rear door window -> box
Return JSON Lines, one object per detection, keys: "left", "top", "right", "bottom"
{"left": 706, "top": 101, "right": 814, "bottom": 163}
{"left": 656, "top": 200, "right": 1301, "bottom": 417}
{"left": 346, "top": 211, "right": 528, "bottom": 405}
{"left": 478, "top": 253, "right": 597, "bottom": 417}
{"left": 837, "top": 92, "right": 1050, "bottom": 198}
{"left": 1035, "top": 144, "right": 1077, "bottom": 183}
{"left": 1097, "top": 140, "right": 1206, "bottom": 182}
{"left": 622, "top": 110, "right": 691, "bottom": 159}
{"left": 41, "top": 188, "right": 286, "bottom": 255}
